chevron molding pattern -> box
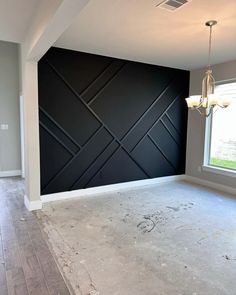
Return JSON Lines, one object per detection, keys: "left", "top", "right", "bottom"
{"left": 38, "top": 47, "right": 189, "bottom": 195}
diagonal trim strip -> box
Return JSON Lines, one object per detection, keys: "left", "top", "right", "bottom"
{"left": 44, "top": 60, "right": 151, "bottom": 179}
{"left": 121, "top": 78, "right": 175, "bottom": 142}
{"left": 87, "top": 61, "right": 126, "bottom": 105}
{"left": 80, "top": 60, "right": 114, "bottom": 97}
{"left": 71, "top": 140, "right": 120, "bottom": 190}
{"left": 39, "top": 106, "right": 81, "bottom": 149}
{"left": 39, "top": 122, "right": 76, "bottom": 156}
{"left": 41, "top": 126, "right": 104, "bottom": 192}
{"left": 131, "top": 92, "right": 183, "bottom": 153}
{"left": 147, "top": 134, "right": 177, "bottom": 172}
{"left": 83, "top": 145, "right": 120, "bottom": 188}
{"left": 165, "top": 112, "right": 182, "bottom": 136}
{"left": 160, "top": 119, "right": 181, "bottom": 149}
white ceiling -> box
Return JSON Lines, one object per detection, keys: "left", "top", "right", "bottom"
{"left": 0, "top": 0, "right": 41, "bottom": 43}
{"left": 55, "top": 0, "right": 236, "bottom": 70}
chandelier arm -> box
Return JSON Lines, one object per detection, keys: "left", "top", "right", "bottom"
{"left": 206, "top": 107, "right": 213, "bottom": 117}
{"left": 209, "top": 72, "right": 215, "bottom": 93}
{"left": 193, "top": 106, "right": 213, "bottom": 117}
{"left": 213, "top": 107, "right": 220, "bottom": 115}
{"left": 194, "top": 106, "right": 209, "bottom": 116}
{"left": 207, "top": 74, "right": 210, "bottom": 105}
{"left": 217, "top": 104, "right": 227, "bottom": 109}
{"left": 195, "top": 103, "right": 203, "bottom": 109}
{"left": 198, "top": 97, "right": 206, "bottom": 108}
{"left": 196, "top": 108, "right": 205, "bottom": 116}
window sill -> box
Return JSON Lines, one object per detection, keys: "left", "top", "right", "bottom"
{"left": 202, "top": 165, "right": 236, "bottom": 178}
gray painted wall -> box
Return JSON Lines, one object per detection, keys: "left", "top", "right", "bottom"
{"left": 0, "top": 41, "right": 21, "bottom": 173}
{"left": 186, "top": 60, "right": 236, "bottom": 188}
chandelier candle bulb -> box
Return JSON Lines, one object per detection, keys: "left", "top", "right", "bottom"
{"left": 185, "top": 98, "right": 193, "bottom": 108}
{"left": 192, "top": 95, "right": 201, "bottom": 106}
{"left": 186, "top": 97, "right": 194, "bottom": 108}
{"left": 202, "top": 98, "right": 208, "bottom": 108}
{"left": 208, "top": 95, "right": 218, "bottom": 106}
{"left": 186, "top": 96, "right": 201, "bottom": 108}
{"left": 221, "top": 98, "right": 231, "bottom": 107}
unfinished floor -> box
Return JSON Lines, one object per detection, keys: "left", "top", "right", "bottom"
{"left": 37, "top": 181, "right": 236, "bottom": 295}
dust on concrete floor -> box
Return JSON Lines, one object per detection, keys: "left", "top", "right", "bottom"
{"left": 37, "top": 181, "right": 236, "bottom": 295}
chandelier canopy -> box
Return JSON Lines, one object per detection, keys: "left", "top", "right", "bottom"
{"left": 185, "top": 20, "right": 231, "bottom": 117}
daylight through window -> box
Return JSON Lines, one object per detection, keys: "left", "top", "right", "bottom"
{"left": 209, "top": 81, "right": 236, "bottom": 171}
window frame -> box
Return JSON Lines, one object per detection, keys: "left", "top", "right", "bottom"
{"left": 203, "top": 78, "right": 236, "bottom": 177}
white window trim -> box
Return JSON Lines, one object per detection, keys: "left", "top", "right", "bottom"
{"left": 202, "top": 165, "right": 236, "bottom": 178}
{"left": 203, "top": 113, "right": 212, "bottom": 166}
{"left": 203, "top": 78, "right": 236, "bottom": 177}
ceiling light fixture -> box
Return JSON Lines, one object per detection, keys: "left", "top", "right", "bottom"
{"left": 185, "top": 20, "right": 231, "bottom": 117}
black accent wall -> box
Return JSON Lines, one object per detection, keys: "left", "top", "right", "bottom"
{"left": 38, "top": 47, "right": 189, "bottom": 195}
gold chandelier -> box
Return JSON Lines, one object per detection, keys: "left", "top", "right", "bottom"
{"left": 185, "top": 20, "right": 231, "bottom": 117}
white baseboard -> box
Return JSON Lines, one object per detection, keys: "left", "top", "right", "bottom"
{"left": 41, "top": 175, "right": 186, "bottom": 203}
{"left": 30, "top": 174, "right": 236, "bottom": 209}
{"left": 24, "top": 195, "right": 42, "bottom": 211}
{"left": 0, "top": 170, "right": 22, "bottom": 177}
{"left": 185, "top": 175, "right": 236, "bottom": 196}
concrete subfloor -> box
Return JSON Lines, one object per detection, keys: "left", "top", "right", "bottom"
{"left": 37, "top": 181, "right": 236, "bottom": 295}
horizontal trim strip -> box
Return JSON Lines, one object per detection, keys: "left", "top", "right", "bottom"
{"left": 41, "top": 175, "right": 186, "bottom": 203}
{"left": 26, "top": 174, "right": 236, "bottom": 211}
{"left": 0, "top": 170, "right": 22, "bottom": 177}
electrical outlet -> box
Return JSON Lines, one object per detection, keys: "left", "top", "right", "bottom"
{"left": 1, "top": 124, "right": 8, "bottom": 130}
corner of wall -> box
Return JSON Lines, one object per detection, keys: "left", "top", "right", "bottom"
{"left": 186, "top": 60, "right": 236, "bottom": 189}
{"left": 24, "top": 194, "right": 42, "bottom": 211}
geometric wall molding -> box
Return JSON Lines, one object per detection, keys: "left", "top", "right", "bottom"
{"left": 38, "top": 47, "right": 189, "bottom": 195}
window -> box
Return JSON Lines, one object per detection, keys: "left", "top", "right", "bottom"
{"left": 208, "top": 81, "right": 236, "bottom": 171}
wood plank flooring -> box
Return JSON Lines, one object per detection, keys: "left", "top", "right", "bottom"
{"left": 0, "top": 177, "right": 72, "bottom": 295}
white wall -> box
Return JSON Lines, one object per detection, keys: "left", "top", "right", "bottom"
{"left": 186, "top": 60, "right": 236, "bottom": 188}
{"left": 20, "top": 0, "right": 89, "bottom": 209}
{"left": 0, "top": 41, "right": 21, "bottom": 174}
